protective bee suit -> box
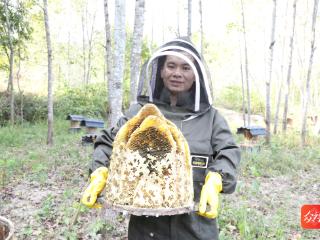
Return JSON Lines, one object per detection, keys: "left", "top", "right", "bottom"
{"left": 90, "top": 38, "right": 241, "bottom": 240}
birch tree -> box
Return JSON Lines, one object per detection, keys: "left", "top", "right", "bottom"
{"left": 301, "top": 0, "right": 319, "bottom": 145}
{"left": 282, "top": 0, "right": 297, "bottom": 133}
{"left": 43, "top": 0, "right": 54, "bottom": 145}
{"left": 108, "top": 0, "right": 126, "bottom": 126}
{"left": 265, "top": 0, "right": 277, "bottom": 144}
{"left": 130, "top": 0, "right": 145, "bottom": 103}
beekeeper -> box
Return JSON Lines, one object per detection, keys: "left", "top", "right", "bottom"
{"left": 81, "top": 37, "right": 241, "bottom": 240}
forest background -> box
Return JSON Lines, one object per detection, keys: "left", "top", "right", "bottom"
{"left": 1, "top": 0, "right": 320, "bottom": 239}
{"left": 1, "top": 0, "right": 319, "bottom": 136}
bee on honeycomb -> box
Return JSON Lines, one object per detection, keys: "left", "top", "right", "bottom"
{"left": 105, "top": 104, "right": 194, "bottom": 216}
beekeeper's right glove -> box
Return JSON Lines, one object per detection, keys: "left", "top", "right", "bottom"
{"left": 81, "top": 167, "right": 108, "bottom": 208}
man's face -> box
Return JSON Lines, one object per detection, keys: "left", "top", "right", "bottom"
{"left": 160, "top": 55, "right": 195, "bottom": 95}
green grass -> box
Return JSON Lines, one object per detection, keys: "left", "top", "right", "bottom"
{"left": 219, "top": 133, "right": 320, "bottom": 240}
{"left": 1, "top": 119, "right": 319, "bottom": 239}
{"left": 0, "top": 119, "right": 87, "bottom": 186}
{"left": 0, "top": 118, "right": 107, "bottom": 239}
{"left": 235, "top": 132, "right": 320, "bottom": 178}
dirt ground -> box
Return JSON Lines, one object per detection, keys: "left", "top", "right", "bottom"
{"left": 1, "top": 161, "right": 319, "bottom": 239}
{"left": 225, "top": 165, "right": 320, "bottom": 239}
{"left": 0, "top": 162, "right": 129, "bottom": 239}
{"left": 1, "top": 109, "right": 319, "bottom": 239}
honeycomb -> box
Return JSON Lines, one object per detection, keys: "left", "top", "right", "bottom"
{"left": 105, "top": 104, "right": 194, "bottom": 215}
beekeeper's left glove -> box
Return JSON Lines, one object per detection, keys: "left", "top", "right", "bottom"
{"left": 198, "top": 171, "right": 222, "bottom": 219}
{"left": 81, "top": 167, "right": 108, "bottom": 208}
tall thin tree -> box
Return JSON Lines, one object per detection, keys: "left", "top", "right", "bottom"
{"left": 239, "top": 37, "right": 247, "bottom": 127}
{"left": 81, "top": 1, "right": 97, "bottom": 85}
{"left": 3, "top": 0, "right": 14, "bottom": 124}
{"left": 274, "top": 0, "right": 290, "bottom": 134}
{"left": 16, "top": 44, "right": 23, "bottom": 123}
{"left": 301, "top": 0, "right": 319, "bottom": 145}
{"left": 265, "top": 0, "right": 277, "bottom": 144}
{"left": 130, "top": 0, "right": 145, "bottom": 104}
{"left": 240, "top": 0, "right": 251, "bottom": 126}
{"left": 273, "top": 78, "right": 283, "bottom": 134}
{"left": 108, "top": 0, "right": 126, "bottom": 126}
{"left": 103, "top": 0, "right": 113, "bottom": 112}
{"left": 282, "top": 0, "right": 297, "bottom": 133}
{"left": 176, "top": 0, "right": 181, "bottom": 36}
{"left": 1, "top": 1, "right": 32, "bottom": 124}
{"left": 43, "top": 0, "right": 54, "bottom": 145}
{"left": 86, "top": 7, "right": 96, "bottom": 85}
{"left": 199, "top": 0, "right": 204, "bottom": 54}
{"left": 81, "top": 7, "right": 86, "bottom": 85}
{"left": 187, "top": 0, "right": 192, "bottom": 38}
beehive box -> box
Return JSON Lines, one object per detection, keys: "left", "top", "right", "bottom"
{"left": 104, "top": 104, "right": 194, "bottom": 216}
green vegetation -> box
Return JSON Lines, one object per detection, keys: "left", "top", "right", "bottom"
{"left": 219, "top": 134, "right": 320, "bottom": 240}
{"left": 215, "top": 85, "right": 265, "bottom": 115}
{"left": 55, "top": 83, "right": 108, "bottom": 119}
{"left": 1, "top": 119, "right": 319, "bottom": 239}
{"left": 0, "top": 83, "right": 110, "bottom": 125}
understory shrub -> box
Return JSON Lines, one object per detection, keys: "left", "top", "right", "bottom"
{"left": 215, "top": 85, "right": 265, "bottom": 115}
{"left": 0, "top": 83, "right": 109, "bottom": 125}
{"left": 55, "top": 83, "right": 108, "bottom": 119}
{"left": 0, "top": 91, "right": 47, "bottom": 125}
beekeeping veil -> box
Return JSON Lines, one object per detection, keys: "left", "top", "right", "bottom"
{"left": 137, "top": 38, "right": 213, "bottom": 112}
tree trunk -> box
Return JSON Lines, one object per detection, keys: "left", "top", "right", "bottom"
{"left": 43, "top": 0, "right": 54, "bottom": 146}
{"left": 86, "top": 7, "right": 97, "bottom": 85}
{"left": 199, "top": 0, "right": 204, "bottom": 55}
{"left": 81, "top": 10, "right": 87, "bottom": 84}
{"left": 150, "top": 6, "right": 154, "bottom": 51}
{"left": 4, "top": 0, "right": 15, "bottom": 125}
{"left": 314, "top": 72, "right": 319, "bottom": 107}
{"left": 187, "top": 0, "right": 192, "bottom": 38}
{"left": 108, "top": 0, "right": 126, "bottom": 127}
{"left": 240, "top": 0, "right": 251, "bottom": 126}
{"left": 176, "top": 0, "right": 181, "bottom": 37}
{"left": 265, "top": 0, "right": 277, "bottom": 144}
{"left": 273, "top": 80, "right": 283, "bottom": 134}
{"left": 274, "top": 0, "right": 289, "bottom": 134}
{"left": 8, "top": 49, "right": 14, "bottom": 124}
{"left": 301, "top": 0, "right": 319, "bottom": 146}
{"left": 67, "top": 31, "right": 71, "bottom": 85}
{"left": 239, "top": 37, "right": 246, "bottom": 127}
{"left": 130, "top": 0, "right": 145, "bottom": 104}
{"left": 104, "top": 0, "right": 113, "bottom": 120}
{"left": 16, "top": 47, "right": 24, "bottom": 123}
{"left": 282, "top": 0, "right": 297, "bottom": 133}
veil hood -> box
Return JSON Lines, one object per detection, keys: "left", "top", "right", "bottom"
{"left": 137, "top": 37, "right": 213, "bottom": 113}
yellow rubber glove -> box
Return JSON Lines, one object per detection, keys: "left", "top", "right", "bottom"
{"left": 81, "top": 167, "right": 108, "bottom": 208}
{"left": 198, "top": 171, "right": 223, "bottom": 219}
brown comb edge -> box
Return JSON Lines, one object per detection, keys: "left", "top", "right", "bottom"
{"left": 126, "top": 115, "right": 176, "bottom": 151}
